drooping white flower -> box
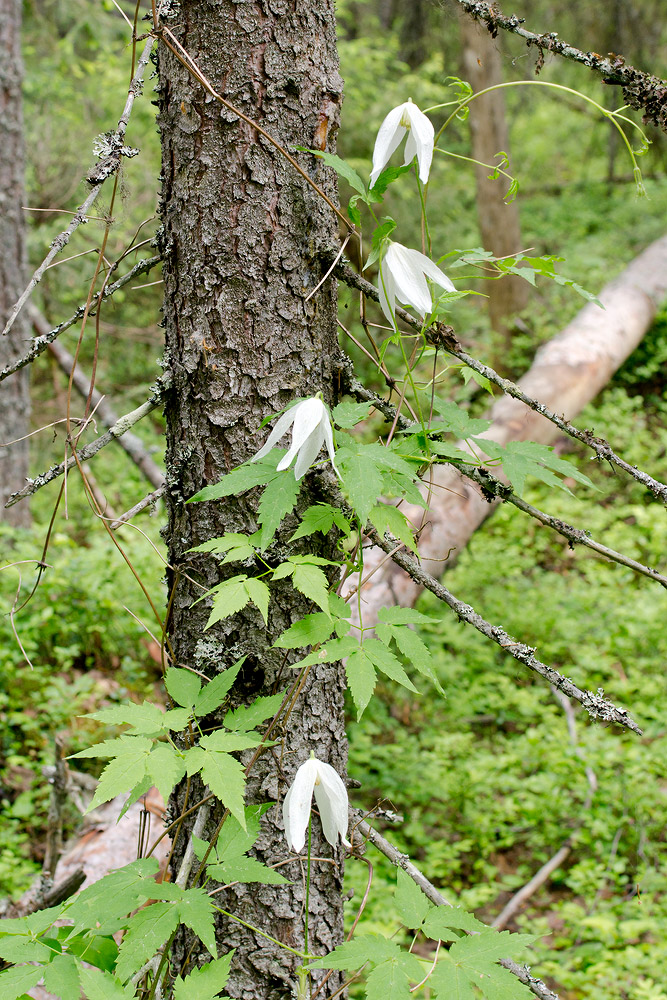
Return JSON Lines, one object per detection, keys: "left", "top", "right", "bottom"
{"left": 370, "top": 100, "right": 434, "bottom": 187}
{"left": 378, "top": 241, "right": 456, "bottom": 325}
{"left": 250, "top": 396, "right": 340, "bottom": 480}
{"left": 283, "top": 756, "right": 350, "bottom": 854}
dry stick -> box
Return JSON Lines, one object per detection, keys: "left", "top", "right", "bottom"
{"left": 110, "top": 484, "right": 166, "bottom": 530}
{"left": 492, "top": 688, "right": 598, "bottom": 931}
{"left": 332, "top": 258, "right": 667, "bottom": 506}
{"left": 4, "top": 376, "right": 168, "bottom": 508}
{"left": 0, "top": 255, "right": 161, "bottom": 383}
{"left": 0, "top": 35, "right": 157, "bottom": 340}
{"left": 351, "top": 812, "right": 560, "bottom": 1000}
{"left": 450, "top": 0, "right": 667, "bottom": 133}
{"left": 367, "top": 528, "right": 641, "bottom": 735}
{"left": 31, "top": 305, "right": 166, "bottom": 489}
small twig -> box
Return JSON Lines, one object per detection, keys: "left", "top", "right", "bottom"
{"left": 111, "top": 485, "right": 166, "bottom": 530}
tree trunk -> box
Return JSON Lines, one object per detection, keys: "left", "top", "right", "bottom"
{"left": 0, "top": 0, "right": 30, "bottom": 526}
{"left": 348, "top": 234, "right": 667, "bottom": 627}
{"left": 156, "top": 3, "right": 346, "bottom": 996}
{"left": 459, "top": 16, "right": 528, "bottom": 342}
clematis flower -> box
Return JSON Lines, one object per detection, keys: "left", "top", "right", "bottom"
{"left": 370, "top": 100, "right": 434, "bottom": 187}
{"left": 251, "top": 396, "right": 340, "bottom": 480}
{"left": 283, "top": 756, "right": 350, "bottom": 854}
{"left": 378, "top": 241, "right": 456, "bottom": 326}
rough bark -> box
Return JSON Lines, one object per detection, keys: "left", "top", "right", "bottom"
{"left": 0, "top": 0, "right": 30, "bottom": 525}
{"left": 349, "top": 234, "right": 667, "bottom": 627}
{"left": 459, "top": 15, "right": 528, "bottom": 338}
{"left": 157, "top": 3, "right": 346, "bottom": 996}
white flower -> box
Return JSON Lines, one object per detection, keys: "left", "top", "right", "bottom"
{"left": 282, "top": 756, "right": 350, "bottom": 854}
{"left": 378, "top": 241, "right": 456, "bottom": 325}
{"left": 251, "top": 396, "right": 340, "bottom": 480}
{"left": 370, "top": 100, "right": 434, "bottom": 187}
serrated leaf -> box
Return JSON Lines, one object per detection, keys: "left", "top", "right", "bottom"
{"left": 332, "top": 400, "right": 370, "bottom": 429}
{"left": 205, "top": 576, "right": 251, "bottom": 629}
{"left": 430, "top": 961, "right": 477, "bottom": 1000}
{"left": 222, "top": 692, "right": 284, "bottom": 732}
{"left": 172, "top": 952, "right": 234, "bottom": 1000}
{"left": 146, "top": 744, "right": 187, "bottom": 803}
{"left": 64, "top": 859, "right": 160, "bottom": 930}
{"left": 274, "top": 612, "right": 337, "bottom": 649}
{"left": 448, "top": 930, "right": 536, "bottom": 968}
{"left": 77, "top": 965, "right": 135, "bottom": 1000}
{"left": 337, "top": 443, "right": 385, "bottom": 526}
{"left": 178, "top": 888, "right": 216, "bottom": 958}
{"left": 298, "top": 148, "right": 367, "bottom": 196}
{"left": 291, "top": 562, "right": 332, "bottom": 614}
{"left": 422, "top": 907, "right": 489, "bottom": 941}
{"left": 290, "top": 503, "right": 351, "bottom": 541}
{"left": 364, "top": 638, "right": 419, "bottom": 692}
{"left": 194, "top": 658, "right": 245, "bottom": 717}
{"left": 0, "top": 937, "right": 53, "bottom": 963}
{"left": 365, "top": 954, "right": 424, "bottom": 1000}
{"left": 199, "top": 731, "right": 262, "bottom": 753}
{"left": 431, "top": 399, "right": 491, "bottom": 439}
{"left": 189, "top": 460, "right": 278, "bottom": 502}
{"left": 472, "top": 438, "right": 596, "bottom": 496}
{"left": 86, "top": 740, "right": 152, "bottom": 812}
{"left": 472, "top": 963, "right": 535, "bottom": 1000}
{"left": 294, "top": 634, "right": 358, "bottom": 669}
{"left": 165, "top": 667, "right": 202, "bottom": 708}
{"left": 209, "top": 855, "right": 289, "bottom": 886}
{"left": 375, "top": 614, "right": 443, "bottom": 694}
{"left": 88, "top": 701, "right": 176, "bottom": 737}
{"left": 64, "top": 932, "right": 118, "bottom": 972}
{"left": 257, "top": 471, "right": 301, "bottom": 549}
{"left": 70, "top": 734, "right": 148, "bottom": 760}
{"left": 0, "top": 906, "right": 63, "bottom": 937}
{"left": 115, "top": 902, "right": 180, "bottom": 982}
{"left": 395, "top": 868, "right": 432, "bottom": 928}
{"left": 0, "top": 965, "right": 44, "bottom": 999}
{"left": 377, "top": 607, "right": 434, "bottom": 626}
{"left": 345, "top": 646, "right": 378, "bottom": 719}
{"left": 369, "top": 503, "right": 416, "bottom": 551}
{"left": 117, "top": 774, "right": 153, "bottom": 821}
{"left": 243, "top": 577, "right": 270, "bottom": 624}
{"left": 198, "top": 752, "right": 247, "bottom": 826}
{"left": 309, "top": 933, "right": 400, "bottom": 970}
{"left": 42, "top": 952, "right": 80, "bottom": 998}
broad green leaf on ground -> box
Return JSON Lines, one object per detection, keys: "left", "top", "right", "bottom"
{"left": 309, "top": 933, "right": 402, "bottom": 970}
{"left": 332, "top": 400, "right": 371, "bottom": 428}
{"left": 0, "top": 964, "right": 45, "bottom": 999}
{"left": 471, "top": 438, "right": 597, "bottom": 496}
{"left": 257, "top": 470, "right": 301, "bottom": 549}
{"left": 395, "top": 868, "right": 432, "bottom": 928}
{"left": 193, "top": 658, "right": 245, "bottom": 717}
{"left": 42, "top": 953, "right": 79, "bottom": 999}
{"left": 290, "top": 503, "right": 351, "bottom": 541}
{"left": 172, "top": 951, "right": 234, "bottom": 1000}
{"left": 222, "top": 692, "right": 284, "bottom": 733}
{"left": 369, "top": 503, "right": 416, "bottom": 551}
{"left": 188, "top": 457, "right": 280, "bottom": 502}
{"left": 165, "top": 666, "right": 202, "bottom": 709}
{"left": 365, "top": 953, "right": 425, "bottom": 1000}
{"left": 146, "top": 744, "right": 187, "bottom": 803}
{"left": 77, "top": 965, "right": 135, "bottom": 1000}
{"left": 115, "top": 903, "right": 180, "bottom": 982}
{"left": 177, "top": 888, "right": 216, "bottom": 957}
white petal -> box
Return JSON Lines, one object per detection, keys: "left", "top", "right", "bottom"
{"left": 378, "top": 260, "right": 397, "bottom": 326}
{"left": 320, "top": 415, "right": 341, "bottom": 480}
{"left": 293, "top": 425, "right": 325, "bottom": 480}
{"left": 370, "top": 104, "right": 409, "bottom": 186}
{"left": 404, "top": 105, "right": 434, "bottom": 183}
{"left": 251, "top": 406, "right": 298, "bottom": 463}
{"left": 418, "top": 255, "right": 456, "bottom": 294}
{"left": 276, "top": 398, "right": 327, "bottom": 472}
{"left": 387, "top": 244, "right": 432, "bottom": 316}
{"left": 313, "top": 761, "right": 350, "bottom": 849}
{"left": 282, "top": 758, "right": 318, "bottom": 853}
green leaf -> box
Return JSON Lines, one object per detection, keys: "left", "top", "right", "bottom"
{"left": 448, "top": 930, "right": 536, "bottom": 967}
{"left": 332, "top": 400, "right": 370, "bottom": 429}
{"left": 204, "top": 576, "right": 251, "bottom": 629}
{"left": 199, "top": 731, "right": 261, "bottom": 753}
{"left": 344, "top": 646, "right": 378, "bottom": 719}
{"left": 395, "top": 868, "right": 432, "bottom": 928}
{"left": 0, "top": 965, "right": 44, "bottom": 1000}
{"left": 222, "top": 692, "right": 284, "bottom": 732}
{"left": 243, "top": 577, "right": 270, "bottom": 624}
{"left": 42, "top": 952, "right": 80, "bottom": 999}
{"left": 309, "top": 933, "right": 400, "bottom": 970}
{"left": 64, "top": 859, "right": 160, "bottom": 931}
{"left": 369, "top": 503, "right": 416, "bottom": 552}
{"left": 365, "top": 954, "right": 424, "bottom": 1000}
{"left": 429, "top": 961, "right": 477, "bottom": 1000}
{"left": 208, "top": 855, "right": 289, "bottom": 886}
{"left": 193, "top": 658, "right": 245, "bottom": 717}
{"left": 369, "top": 164, "right": 412, "bottom": 199}
{"left": 165, "top": 667, "right": 202, "bottom": 709}
{"left": 471, "top": 438, "right": 596, "bottom": 496}
{"left": 0, "top": 937, "right": 53, "bottom": 963}
{"left": 0, "top": 906, "right": 63, "bottom": 937}
{"left": 337, "top": 443, "right": 385, "bottom": 526}
{"left": 294, "top": 635, "right": 358, "bottom": 669}
{"left": 198, "top": 751, "right": 247, "bottom": 826}
{"left": 297, "top": 148, "right": 367, "bottom": 196}
{"left": 460, "top": 367, "right": 494, "bottom": 394}
{"left": 115, "top": 902, "right": 180, "bottom": 982}
{"left": 77, "top": 965, "right": 135, "bottom": 1000}
{"left": 430, "top": 398, "right": 491, "bottom": 438}
{"left": 188, "top": 459, "right": 278, "bottom": 502}
{"left": 86, "top": 739, "right": 152, "bottom": 812}
{"left": 363, "top": 638, "right": 419, "bottom": 692}
{"left": 375, "top": 608, "right": 443, "bottom": 694}
{"left": 64, "top": 932, "right": 118, "bottom": 972}
{"left": 289, "top": 503, "right": 351, "bottom": 542}
{"left": 70, "top": 734, "right": 148, "bottom": 760}
{"left": 172, "top": 952, "right": 234, "bottom": 1000}
{"left": 273, "top": 611, "right": 337, "bottom": 649}
{"left": 257, "top": 470, "right": 301, "bottom": 549}
{"left": 87, "top": 701, "right": 181, "bottom": 737}
{"left": 422, "top": 906, "right": 489, "bottom": 941}
{"left": 178, "top": 888, "right": 217, "bottom": 958}
{"left": 291, "top": 561, "right": 332, "bottom": 614}
{"left": 146, "top": 744, "right": 187, "bottom": 803}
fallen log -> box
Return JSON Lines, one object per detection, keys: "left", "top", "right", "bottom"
{"left": 347, "top": 234, "right": 667, "bottom": 627}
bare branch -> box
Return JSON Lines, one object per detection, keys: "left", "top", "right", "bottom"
{"left": 451, "top": 0, "right": 667, "bottom": 132}
{"left": 332, "top": 255, "right": 667, "bottom": 506}
{"left": 0, "top": 34, "right": 157, "bottom": 339}
{"left": 4, "top": 376, "right": 168, "bottom": 508}
{"left": 110, "top": 484, "right": 166, "bottom": 530}
{"left": 351, "top": 811, "right": 560, "bottom": 1000}
{"left": 0, "top": 255, "right": 161, "bottom": 383}
{"left": 367, "top": 528, "right": 642, "bottom": 734}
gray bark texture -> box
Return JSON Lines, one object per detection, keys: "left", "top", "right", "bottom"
{"left": 0, "top": 0, "right": 30, "bottom": 525}
{"left": 157, "top": 2, "right": 347, "bottom": 996}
